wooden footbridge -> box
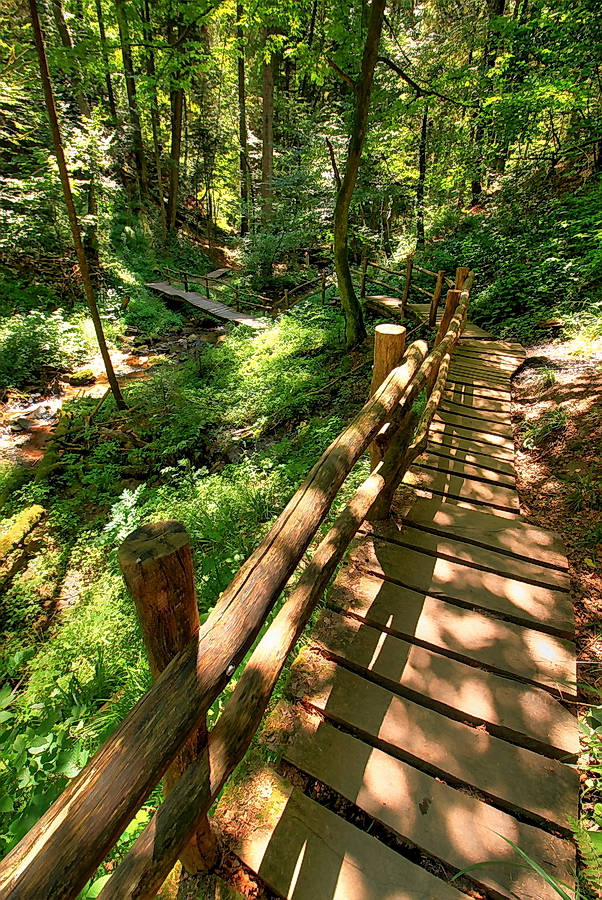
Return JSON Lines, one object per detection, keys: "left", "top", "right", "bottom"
{"left": 0, "top": 270, "right": 578, "bottom": 900}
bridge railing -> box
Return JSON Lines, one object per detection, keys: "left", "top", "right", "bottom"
{"left": 0, "top": 272, "right": 474, "bottom": 900}
{"left": 356, "top": 255, "right": 460, "bottom": 325}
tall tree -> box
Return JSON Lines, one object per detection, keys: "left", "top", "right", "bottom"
{"left": 334, "top": 0, "right": 387, "bottom": 347}
{"left": 29, "top": 0, "right": 127, "bottom": 410}
{"left": 166, "top": 15, "right": 185, "bottom": 232}
{"left": 94, "top": 0, "right": 118, "bottom": 121}
{"left": 114, "top": 0, "right": 148, "bottom": 200}
{"left": 142, "top": 0, "right": 167, "bottom": 242}
{"left": 260, "top": 26, "right": 274, "bottom": 225}
{"left": 237, "top": 2, "right": 250, "bottom": 236}
{"left": 416, "top": 104, "right": 428, "bottom": 248}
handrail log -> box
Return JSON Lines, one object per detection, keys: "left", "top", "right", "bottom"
{"left": 0, "top": 342, "right": 428, "bottom": 900}
{"left": 374, "top": 291, "right": 468, "bottom": 453}
{"left": 98, "top": 467, "right": 391, "bottom": 900}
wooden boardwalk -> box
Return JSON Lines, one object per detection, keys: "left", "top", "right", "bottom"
{"left": 146, "top": 281, "right": 266, "bottom": 329}
{"left": 217, "top": 331, "right": 579, "bottom": 900}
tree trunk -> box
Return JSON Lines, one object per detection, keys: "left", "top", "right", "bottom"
{"left": 416, "top": 104, "right": 428, "bottom": 249}
{"left": 114, "top": 0, "right": 148, "bottom": 201}
{"left": 166, "top": 18, "right": 184, "bottom": 233}
{"left": 261, "top": 29, "right": 274, "bottom": 226}
{"left": 51, "top": 0, "right": 91, "bottom": 118}
{"left": 95, "top": 0, "right": 117, "bottom": 121}
{"left": 333, "top": 0, "right": 386, "bottom": 348}
{"left": 30, "top": 0, "right": 127, "bottom": 411}
{"left": 237, "top": 3, "right": 250, "bottom": 236}
{"left": 142, "top": 0, "right": 167, "bottom": 242}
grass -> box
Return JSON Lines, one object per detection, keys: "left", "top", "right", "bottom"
{"left": 520, "top": 408, "right": 567, "bottom": 450}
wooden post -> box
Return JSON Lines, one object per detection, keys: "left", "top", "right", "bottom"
{"left": 428, "top": 270, "right": 445, "bottom": 327}
{"left": 455, "top": 266, "right": 469, "bottom": 290}
{"left": 184, "top": 272, "right": 189, "bottom": 291}
{"left": 369, "top": 324, "right": 406, "bottom": 470}
{"left": 118, "top": 522, "right": 220, "bottom": 874}
{"left": 429, "top": 288, "right": 461, "bottom": 393}
{"left": 284, "top": 289, "right": 289, "bottom": 311}
{"left": 401, "top": 257, "right": 413, "bottom": 312}
{"left": 205, "top": 276, "right": 211, "bottom": 299}
{"left": 321, "top": 270, "right": 326, "bottom": 304}
{"left": 360, "top": 248, "right": 368, "bottom": 298}
{"left": 235, "top": 287, "right": 239, "bottom": 311}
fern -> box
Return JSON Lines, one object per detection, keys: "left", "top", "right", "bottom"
{"left": 569, "top": 817, "right": 602, "bottom": 896}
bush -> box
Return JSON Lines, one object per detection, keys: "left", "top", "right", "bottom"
{"left": 0, "top": 310, "right": 92, "bottom": 389}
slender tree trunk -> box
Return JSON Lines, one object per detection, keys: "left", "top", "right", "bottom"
{"left": 261, "top": 29, "right": 274, "bottom": 226}
{"left": 30, "top": 0, "right": 126, "bottom": 410}
{"left": 51, "top": 0, "right": 91, "bottom": 117}
{"left": 416, "top": 104, "right": 428, "bottom": 249}
{"left": 166, "top": 18, "right": 184, "bottom": 233}
{"left": 95, "top": 0, "right": 117, "bottom": 121}
{"left": 114, "top": 0, "right": 148, "bottom": 201}
{"left": 334, "top": 0, "right": 386, "bottom": 347}
{"left": 142, "top": 0, "right": 167, "bottom": 243}
{"left": 472, "top": 0, "right": 506, "bottom": 204}
{"left": 237, "top": 3, "right": 250, "bottom": 236}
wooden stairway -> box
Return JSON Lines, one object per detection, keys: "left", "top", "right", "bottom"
{"left": 215, "top": 335, "right": 579, "bottom": 900}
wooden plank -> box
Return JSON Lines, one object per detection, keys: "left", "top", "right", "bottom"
{"left": 313, "top": 609, "right": 576, "bottom": 750}
{"left": 235, "top": 775, "right": 465, "bottom": 900}
{"left": 448, "top": 365, "right": 512, "bottom": 387}
{"left": 328, "top": 571, "right": 578, "bottom": 736}
{"left": 454, "top": 352, "right": 520, "bottom": 371}
{"left": 425, "top": 444, "right": 516, "bottom": 477}
{"left": 286, "top": 717, "right": 576, "bottom": 900}
{"left": 428, "top": 424, "right": 516, "bottom": 461}
{"left": 293, "top": 659, "right": 578, "bottom": 830}
{"left": 443, "top": 389, "right": 511, "bottom": 414}
{"left": 347, "top": 535, "right": 575, "bottom": 637}
{"left": 439, "top": 400, "right": 511, "bottom": 426}
{"left": 403, "top": 498, "right": 569, "bottom": 570}
{"left": 205, "top": 268, "right": 231, "bottom": 279}
{"left": 414, "top": 453, "right": 516, "bottom": 489}
{"left": 446, "top": 379, "right": 512, "bottom": 400}
{"left": 372, "top": 521, "right": 570, "bottom": 590}
{"left": 460, "top": 339, "right": 526, "bottom": 358}
{"left": 146, "top": 282, "right": 265, "bottom": 329}
{"left": 434, "top": 412, "right": 515, "bottom": 445}
{"left": 407, "top": 465, "right": 521, "bottom": 513}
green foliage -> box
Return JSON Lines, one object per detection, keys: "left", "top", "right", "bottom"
{"left": 520, "top": 408, "right": 567, "bottom": 450}
{"left": 566, "top": 470, "right": 602, "bottom": 513}
{"left": 0, "top": 310, "right": 93, "bottom": 389}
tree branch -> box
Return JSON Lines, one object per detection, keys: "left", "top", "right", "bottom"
{"left": 377, "top": 56, "right": 476, "bottom": 109}
{"left": 325, "top": 137, "right": 342, "bottom": 189}
{"left": 327, "top": 57, "right": 357, "bottom": 94}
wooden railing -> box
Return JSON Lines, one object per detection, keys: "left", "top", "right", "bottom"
{"left": 358, "top": 255, "right": 463, "bottom": 326}
{"left": 0, "top": 272, "right": 474, "bottom": 900}
{"left": 164, "top": 267, "right": 329, "bottom": 317}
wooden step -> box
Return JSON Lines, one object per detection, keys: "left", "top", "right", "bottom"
{"left": 406, "top": 465, "right": 521, "bottom": 514}
{"left": 415, "top": 451, "right": 516, "bottom": 488}
{"left": 429, "top": 424, "right": 515, "bottom": 461}
{"left": 446, "top": 378, "right": 511, "bottom": 400}
{"left": 371, "top": 520, "right": 570, "bottom": 590}
{"left": 286, "top": 716, "right": 576, "bottom": 900}
{"left": 312, "top": 609, "right": 577, "bottom": 751}
{"left": 402, "top": 498, "right": 568, "bottom": 570}
{"left": 440, "top": 399, "right": 511, "bottom": 424}
{"left": 459, "top": 339, "right": 526, "bottom": 358}
{"left": 443, "top": 388, "right": 511, "bottom": 413}
{"left": 232, "top": 774, "right": 465, "bottom": 900}
{"left": 435, "top": 411, "right": 515, "bottom": 442}
{"left": 327, "top": 571, "right": 578, "bottom": 736}
{"left": 346, "top": 534, "right": 575, "bottom": 638}
{"left": 424, "top": 444, "right": 516, "bottom": 477}
{"left": 291, "top": 656, "right": 578, "bottom": 831}
{"left": 431, "top": 416, "right": 515, "bottom": 450}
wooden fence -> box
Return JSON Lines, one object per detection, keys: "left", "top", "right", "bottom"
{"left": 358, "top": 255, "right": 464, "bottom": 326}
{"left": 0, "top": 273, "right": 474, "bottom": 900}
{"left": 164, "top": 267, "right": 328, "bottom": 317}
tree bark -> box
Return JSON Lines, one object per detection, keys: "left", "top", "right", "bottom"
{"left": 95, "top": 0, "right": 117, "bottom": 121}
{"left": 166, "top": 18, "right": 184, "bottom": 233}
{"left": 261, "top": 28, "right": 274, "bottom": 226}
{"left": 334, "top": 0, "right": 387, "bottom": 347}
{"left": 237, "top": 3, "right": 250, "bottom": 236}
{"left": 416, "top": 104, "right": 428, "bottom": 248}
{"left": 114, "top": 0, "right": 148, "bottom": 201}
{"left": 30, "top": 0, "right": 127, "bottom": 411}
{"left": 142, "top": 0, "right": 167, "bottom": 242}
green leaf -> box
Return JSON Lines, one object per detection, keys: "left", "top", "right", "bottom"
{"left": 0, "top": 796, "right": 14, "bottom": 813}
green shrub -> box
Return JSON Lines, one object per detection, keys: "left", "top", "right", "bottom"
{"left": 0, "top": 310, "right": 92, "bottom": 389}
